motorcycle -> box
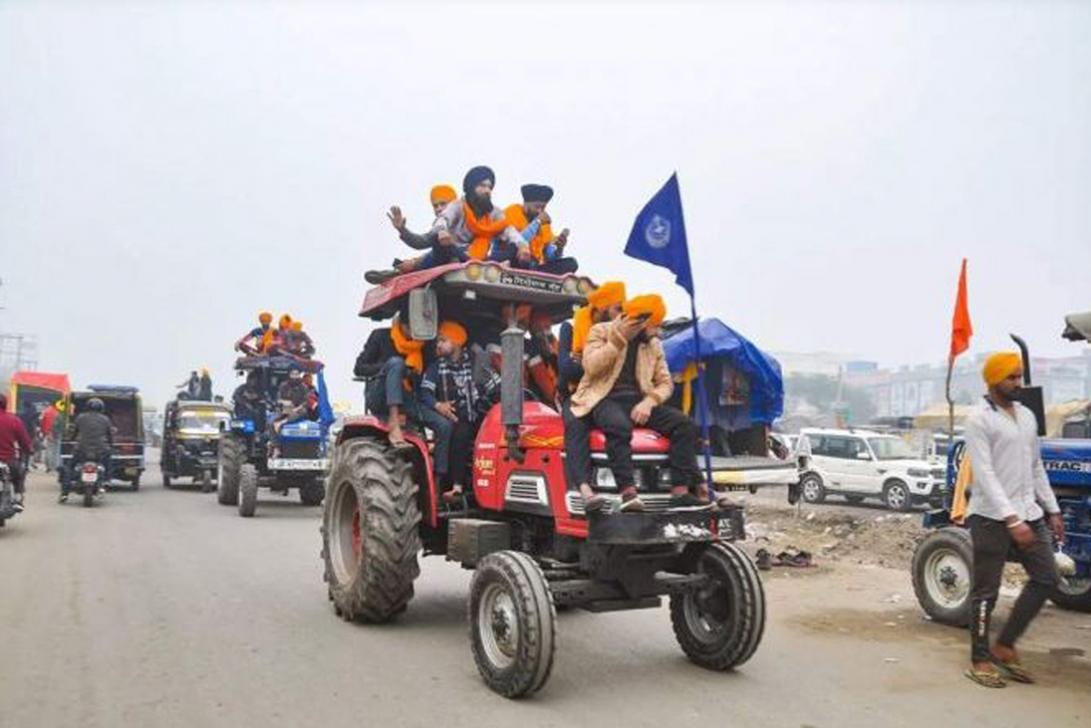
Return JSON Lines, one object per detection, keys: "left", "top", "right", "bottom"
{"left": 0, "top": 462, "right": 19, "bottom": 527}
{"left": 73, "top": 459, "right": 107, "bottom": 507}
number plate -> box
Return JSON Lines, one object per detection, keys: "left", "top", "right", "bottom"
{"left": 267, "top": 458, "right": 329, "bottom": 471}
{"left": 716, "top": 515, "right": 737, "bottom": 540}
{"left": 81, "top": 472, "right": 98, "bottom": 483}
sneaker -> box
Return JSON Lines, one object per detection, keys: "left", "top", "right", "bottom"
{"left": 365, "top": 269, "right": 399, "bottom": 285}
{"left": 12, "top": 501, "right": 24, "bottom": 513}
{"left": 58, "top": 493, "right": 68, "bottom": 503}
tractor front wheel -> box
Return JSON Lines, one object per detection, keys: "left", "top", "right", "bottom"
{"left": 237, "top": 464, "right": 258, "bottom": 517}
{"left": 911, "top": 527, "right": 972, "bottom": 626}
{"left": 670, "top": 542, "right": 765, "bottom": 671}
{"left": 217, "top": 436, "right": 242, "bottom": 506}
{"left": 469, "top": 550, "right": 556, "bottom": 698}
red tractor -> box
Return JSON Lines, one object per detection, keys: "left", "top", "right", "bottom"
{"left": 321, "top": 261, "right": 766, "bottom": 697}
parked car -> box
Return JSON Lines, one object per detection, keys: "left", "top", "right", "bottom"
{"left": 797, "top": 428, "right": 946, "bottom": 511}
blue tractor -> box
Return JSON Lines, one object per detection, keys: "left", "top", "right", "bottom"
{"left": 911, "top": 312, "right": 1091, "bottom": 623}
{"left": 216, "top": 356, "right": 333, "bottom": 517}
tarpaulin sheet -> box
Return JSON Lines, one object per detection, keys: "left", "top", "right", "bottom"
{"left": 662, "top": 318, "right": 783, "bottom": 427}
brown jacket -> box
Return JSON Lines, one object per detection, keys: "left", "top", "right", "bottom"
{"left": 569, "top": 319, "right": 673, "bottom": 418}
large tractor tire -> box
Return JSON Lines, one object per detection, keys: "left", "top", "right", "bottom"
{"left": 469, "top": 550, "right": 556, "bottom": 698}
{"left": 911, "top": 527, "right": 972, "bottom": 626}
{"left": 322, "top": 438, "right": 421, "bottom": 623}
{"left": 217, "top": 436, "right": 243, "bottom": 506}
{"left": 670, "top": 542, "right": 765, "bottom": 671}
{"left": 237, "top": 464, "right": 258, "bottom": 517}
{"left": 299, "top": 479, "right": 325, "bottom": 506}
{"left": 1051, "top": 574, "right": 1091, "bottom": 613}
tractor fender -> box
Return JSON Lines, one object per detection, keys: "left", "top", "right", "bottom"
{"left": 337, "top": 416, "right": 439, "bottom": 528}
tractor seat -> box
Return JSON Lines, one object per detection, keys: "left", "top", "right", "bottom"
{"left": 588, "top": 427, "right": 670, "bottom": 454}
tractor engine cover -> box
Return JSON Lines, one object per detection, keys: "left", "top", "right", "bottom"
{"left": 447, "top": 519, "right": 512, "bottom": 567}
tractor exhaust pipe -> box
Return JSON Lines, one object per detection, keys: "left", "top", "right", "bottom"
{"left": 1010, "top": 333, "right": 1032, "bottom": 385}
{"left": 500, "top": 325, "right": 525, "bottom": 463}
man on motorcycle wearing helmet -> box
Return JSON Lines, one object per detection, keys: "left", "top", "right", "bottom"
{"left": 62, "top": 398, "right": 114, "bottom": 503}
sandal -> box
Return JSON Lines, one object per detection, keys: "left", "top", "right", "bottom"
{"left": 964, "top": 667, "right": 1006, "bottom": 689}
{"left": 442, "top": 485, "right": 464, "bottom": 504}
{"left": 991, "top": 658, "right": 1034, "bottom": 684}
{"left": 755, "top": 548, "right": 773, "bottom": 571}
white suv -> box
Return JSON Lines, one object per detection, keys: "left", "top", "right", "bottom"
{"left": 797, "top": 428, "right": 946, "bottom": 511}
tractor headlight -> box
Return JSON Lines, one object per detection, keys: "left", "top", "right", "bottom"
{"left": 562, "top": 277, "right": 579, "bottom": 294}
{"left": 577, "top": 277, "right": 593, "bottom": 295}
{"left": 484, "top": 264, "right": 501, "bottom": 283}
{"left": 465, "top": 262, "right": 482, "bottom": 281}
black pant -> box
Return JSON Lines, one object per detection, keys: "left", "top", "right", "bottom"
{"left": 590, "top": 393, "right": 701, "bottom": 489}
{"left": 4, "top": 459, "right": 25, "bottom": 494}
{"left": 562, "top": 401, "right": 592, "bottom": 488}
{"left": 969, "top": 515, "right": 1058, "bottom": 662}
{"left": 446, "top": 420, "right": 476, "bottom": 488}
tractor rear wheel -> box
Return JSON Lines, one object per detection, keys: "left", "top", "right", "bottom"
{"left": 911, "top": 527, "right": 972, "bottom": 626}
{"left": 217, "top": 436, "right": 242, "bottom": 506}
{"left": 670, "top": 542, "right": 765, "bottom": 671}
{"left": 322, "top": 438, "right": 420, "bottom": 623}
{"left": 237, "top": 464, "right": 258, "bottom": 517}
{"left": 469, "top": 550, "right": 556, "bottom": 698}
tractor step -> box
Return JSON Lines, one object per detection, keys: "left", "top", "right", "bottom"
{"left": 579, "top": 597, "right": 662, "bottom": 613}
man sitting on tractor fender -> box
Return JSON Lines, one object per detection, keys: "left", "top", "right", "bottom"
{"left": 570, "top": 294, "right": 706, "bottom": 512}
{"left": 357, "top": 314, "right": 452, "bottom": 454}
{"left": 421, "top": 321, "right": 501, "bottom": 504}
{"left": 560, "top": 281, "right": 627, "bottom": 512}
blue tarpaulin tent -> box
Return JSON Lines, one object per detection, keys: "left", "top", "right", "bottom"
{"left": 661, "top": 317, "right": 784, "bottom": 430}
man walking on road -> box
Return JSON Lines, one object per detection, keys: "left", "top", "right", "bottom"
{"left": 964, "top": 352, "right": 1064, "bottom": 688}
{"left": 0, "top": 394, "right": 33, "bottom": 512}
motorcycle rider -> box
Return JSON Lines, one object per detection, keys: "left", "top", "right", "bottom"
{"left": 0, "top": 394, "right": 33, "bottom": 512}
{"left": 62, "top": 398, "right": 114, "bottom": 503}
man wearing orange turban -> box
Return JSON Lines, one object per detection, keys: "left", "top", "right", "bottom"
{"left": 422, "top": 320, "right": 501, "bottom": 504}
{"left": 569, "top": 293, "right": 705, "bottom": 512}
{"left": 234, "top": 311, "right": 275, "bottom": 356}
{"left": 559, "top": 281, "right": 627, "bottom": 511}
{"left": 963, "top": 350, "right": 1063, "bottom": 688}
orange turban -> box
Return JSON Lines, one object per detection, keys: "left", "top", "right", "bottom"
{"left": 438, "top": 321, "right": 468, "bottom": 347}
{"left": 587, "top": 281, "right": 626, "bottom": 311}
{"left": 279, "top": 314, "right": 292, "bottom": 330}
{"left": 258, "top": 311, "right": 273, "bottom": 324}
{"left": 430, "top": 184, "right": 457, "bottom": 205}
{"left": 624, "top": 294, "right": 667, "bottom": 328}
{"left": 291, "top": 321, "right": 303, "bottom": 331}
{"left": 983, "top": 352, "right": 1022, "bottom": 386}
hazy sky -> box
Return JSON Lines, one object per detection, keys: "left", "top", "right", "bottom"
{"left": 2, "top": 1, "right": 1089, "bottom": 408}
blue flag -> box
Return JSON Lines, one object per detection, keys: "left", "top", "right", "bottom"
{"left": 624, "top": 173, "right": 693, "bottom": 296}
{"left": 316, "top": 370, "right": 336, "bottom": 428}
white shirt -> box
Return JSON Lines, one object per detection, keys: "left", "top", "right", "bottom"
{"left": 965, "top": 398, "right": 1060, "bottom": 522}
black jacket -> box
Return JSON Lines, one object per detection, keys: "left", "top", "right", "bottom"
{"left": 354, "top": 328, "right": 395, "bottom": 379}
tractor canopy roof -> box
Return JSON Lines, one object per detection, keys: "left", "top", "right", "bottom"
{"left": 359, "top": 261, "right": 596, "bottom": 325}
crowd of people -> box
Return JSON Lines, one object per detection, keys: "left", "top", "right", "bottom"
{"left": 355, "top": 267, "right": 710, "bottom": 511}
{"left": 234, "top": 311, "right": 316, "bottom": 360}
{"left": 365, "top": 165, "right": 578, "bottom": 284}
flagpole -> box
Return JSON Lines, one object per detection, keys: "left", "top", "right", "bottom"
{"left": 690, "top": 297, "right": 715, "bottom": 499}
{"left": 945, "top": 356, "right": 955, "bottom": 447}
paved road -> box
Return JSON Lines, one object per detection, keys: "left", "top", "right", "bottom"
{"left": 2, "top": 464, "right": 1088, "bottom": 728}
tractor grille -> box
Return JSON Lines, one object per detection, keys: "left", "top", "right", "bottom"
{"left": 565, "top": 491, "right": 675, "bottom": 516}
{"left": 505, "top": 474, "right": 548, "bottom": 505}
{"left": 281, "top": 440, "right": 320, "bottom": 459}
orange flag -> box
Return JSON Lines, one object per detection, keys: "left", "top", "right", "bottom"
{"left": 949, "top": 258, "right": 973, "bottom": 362}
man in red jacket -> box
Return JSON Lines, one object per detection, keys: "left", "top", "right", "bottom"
{"left": 0, "top": 394, "right": 33, "bottom": 511}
